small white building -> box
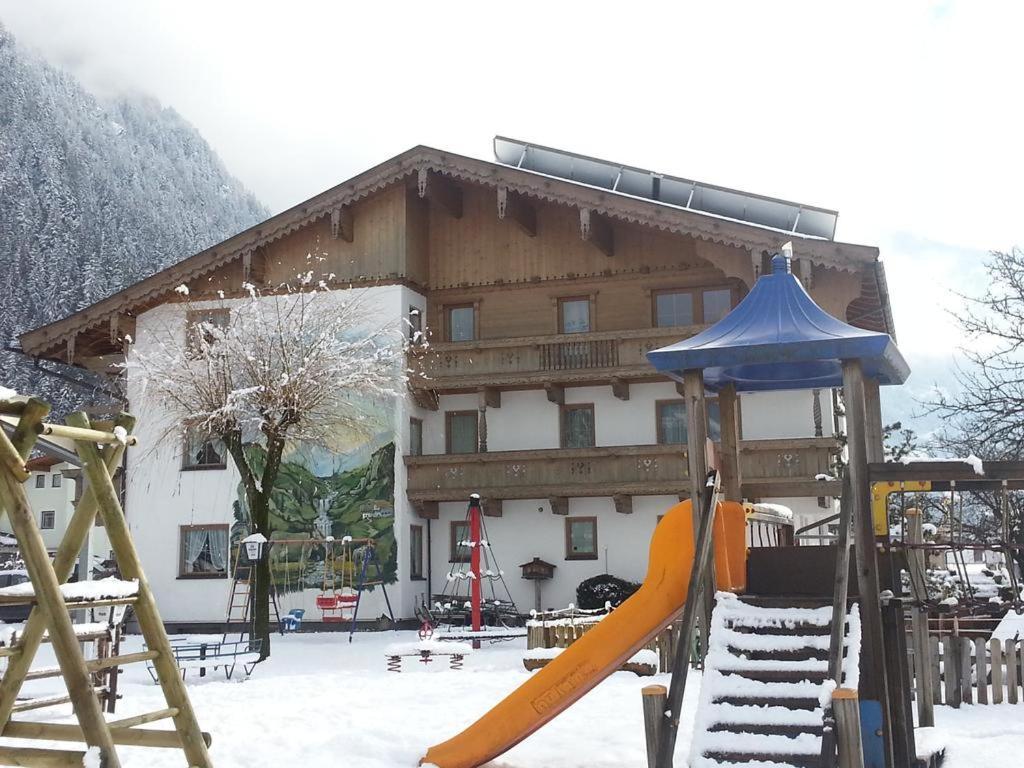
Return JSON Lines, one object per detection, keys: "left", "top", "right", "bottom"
{"left": 19, "top": 140, "right": 898, "bottom": 628}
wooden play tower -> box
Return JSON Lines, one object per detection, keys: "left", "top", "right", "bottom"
{"left": 646, "top": 245, "right": 916, "bottom": 768}
{"left": 0, "top": 394, "right": 212, "bottom": 768}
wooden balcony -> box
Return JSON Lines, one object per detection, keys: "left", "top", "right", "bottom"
{"left": 410, "top": 326, "right": 705, "bottom": 393}
{"left": 405, "top": 438, "right": 842, "bottom": 515}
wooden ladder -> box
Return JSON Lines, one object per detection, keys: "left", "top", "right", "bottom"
{"left": 224, "top": 548, "right": 281, "bottom": 640}
{"left": 0, "top": 397, "right": 213, "bottom": 768}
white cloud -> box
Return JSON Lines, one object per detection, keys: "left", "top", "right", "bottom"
{"left": 2, "top": 0, "right": 1021, "bottom": 434}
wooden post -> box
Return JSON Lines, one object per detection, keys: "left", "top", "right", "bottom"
{"left": 67, "top": 412, "right": 213, "bottom": 768}
{"left": 1007, "top": 639, "right": 1019, "bottom": 704}
{"left": 717, "top": 383, "right": 742, "bottom": 502}
{"left": 682, "top": 369, "right": 714, "bottom": 659}
{"left": 942, "top": 637, "right": 960, "bottom": 707}
{"left": 642, "top": 685, "right": 667, "bottom": 768}
{"left": 834, "top": 688, "right": 866, "bottom": 768}
{"left": 905, "top": 509, "right": 934, "bottom": 726}
{"left": 960, "top": 635, "right": 973, "bottom": 704}
{"left": 975, "top": 636, "right": 988, "bottom": 705}
{"left": 841, "top": 360, "right": 895, "bottom": 768}
{"left": 991, "top": 638, "right": 1004, "bottom": 704}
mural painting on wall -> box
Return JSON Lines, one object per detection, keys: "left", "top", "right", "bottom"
{"left": 230, "top": 433, "right": 397, "bottom": 593}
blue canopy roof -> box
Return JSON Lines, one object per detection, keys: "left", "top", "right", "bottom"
{"left": 646, "top": 252, "right": 910, "bottom": 393}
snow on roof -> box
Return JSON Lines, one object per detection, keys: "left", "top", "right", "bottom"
{"left": 900, "top": 454, "right": 985, "bottom": 476}
{"left": 750, "top": 503, "right": 794, "bottom": 521}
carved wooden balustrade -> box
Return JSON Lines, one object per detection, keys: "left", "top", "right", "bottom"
{"left": 405, "top": 438, "right": 842, "bottom": 512}
{"left": 409, "top": 326, "right": 704, "bottom": 392}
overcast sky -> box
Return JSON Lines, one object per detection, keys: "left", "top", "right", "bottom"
{"left": 2, "top": 1, "right": 1021, "bottom": 434}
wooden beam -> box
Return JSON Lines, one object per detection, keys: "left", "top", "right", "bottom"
{"left": 497, "top": 186, "right": 536, "bottom": 236}
{"left": 579, "top": 208, "right": 614, "bottom": 257}
{"left": 478, "top": 387, "right": 501, "bottom": 409}
{"left": 548, "top": 496, "right": 568, "bottom": 516}
{"left": 613, "top": 493, "right": 633, "bottom": 515}
{"left": 418, "top": 169, "right": 463, "bottom": 219}
{"left": 682, "top": 368, "right": 714, "bottom": 660}
{"left": 842, "top": 360, "right": 895, "bottom": 768}
{"left": 412, "top": 501, "right": 438, "bottom": 519}
{"left": 611, "top": 377, "right": 630, "bottom": 401}
{"left": 481, "top": 498, "right": 503, "bottom": 517}
{"left": 411, "top": 388, "right": 439, "bottom": 411}
{"left": 330, "top": 206, "right": 354, "bottom": 242}
{"left": 544, "top": 383, "right": 564, "bottom": 406}
{"left": 2, "top": 720, "right": 211, "bottom": 749}
{"left": 718, "top": 384, "right": 742, "bottom": 501}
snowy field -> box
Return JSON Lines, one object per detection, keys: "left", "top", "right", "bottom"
{"left": 6, "top": 631, "right": 1024, "bottom": 767}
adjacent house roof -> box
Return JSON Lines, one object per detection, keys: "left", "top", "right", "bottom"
{"left": 20, "top": 142, "right": 887, "bottom": 366}
{"left": 646, "top": 251, "right": 910, "bottom": 392}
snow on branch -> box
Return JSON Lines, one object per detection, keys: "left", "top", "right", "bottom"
{"left": 126, "top": 283, "right": 408, "bottom": 448}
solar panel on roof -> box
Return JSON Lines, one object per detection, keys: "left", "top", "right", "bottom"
{"left": 493, "top": 136, "right": 838, "bottom": 240}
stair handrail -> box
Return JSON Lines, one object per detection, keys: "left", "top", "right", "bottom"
{"left": 820, "top": 473, "right": 854, "bottom": 768}
{"left": 654, "top": 470, "right": 722, "bottom": 768}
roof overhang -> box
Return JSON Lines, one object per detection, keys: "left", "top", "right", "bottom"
{"left": 20, "top": 143, "right": 883, "bottom": 367}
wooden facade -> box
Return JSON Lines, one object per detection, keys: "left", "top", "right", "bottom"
{"left": 18, "top": 142, "right": 888, "bottom": 516}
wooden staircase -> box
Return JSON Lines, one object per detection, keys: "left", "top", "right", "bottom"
{"left": 690, "top": 594, "right": 861, "bottom": 768}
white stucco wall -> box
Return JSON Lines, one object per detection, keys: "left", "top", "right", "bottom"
{"left": 125, "top": 284, "right": 418, "bottom": 624}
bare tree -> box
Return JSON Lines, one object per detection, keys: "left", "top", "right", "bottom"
{"left": 924, "top": 247, "right": 1024, "bottom": 574}
{"left": 128, "top": 273, "right": 407, "bottom": 658}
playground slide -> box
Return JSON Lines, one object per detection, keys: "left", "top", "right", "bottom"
{"left": 421, "top": 498, "right": 747, "bottom": 768}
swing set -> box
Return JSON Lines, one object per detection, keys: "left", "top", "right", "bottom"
{"left": 272, "top": 535, "right": 394, "bottom": 639}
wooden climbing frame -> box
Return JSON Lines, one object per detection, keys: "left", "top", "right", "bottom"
{"left": 0, "top": 394, "right": 213, "bottom": 768}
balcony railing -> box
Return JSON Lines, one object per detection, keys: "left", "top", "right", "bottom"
{"left": 410, "top": 326, "right": 704, "bottom": 391}
{"left": 404, "top": 438, "right": 842, "bottom": 504}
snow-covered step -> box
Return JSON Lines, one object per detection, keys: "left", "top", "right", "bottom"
{"left": 689, "top": 593, "right": 862, "bottom": 768}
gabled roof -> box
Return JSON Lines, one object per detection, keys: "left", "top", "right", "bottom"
{"left": 647, "top": 251, "right": 910, "bottom": 392}
{"left": 20, "top": 144, "right": 883, "bottom": 364}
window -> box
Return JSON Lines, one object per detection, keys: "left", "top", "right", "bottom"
{"left": 654, "top": 290, "right": 695, "bottom": 327}
{"left": 656, "top": 399, "right": 724, "bottom": 444}
{"left": 565, "top": 517, "right": 598, "bottom": 560}
{"left": 409, "top": 418, "right": 423, "bottom": 457}
{"left": 181, "top": 426, "right": 226, "bottom": 470}
{"left": 185, "top": 309, "right": 230, "bottom": 357}
{"left": 703, "top": 288, "right": 733, "bottom": 324}
{"left": 40, "top": 510, "right": 55, "bottom": 529}
{"left": 446, "top": 411, "right": 478, "bottom": 454}
{"left": 559, "top": 297, "right": 591, "bottom": 334}
{"left": 653, "top": 287, "right": 736, "bottom": 327}
{"left": 179, "top": 525, "right": 229, "bottom": 578}
{"left": 561, "top": 404, "right": 595, "bottom": 449}
{"left": 408, "top": 306, "right": 423, "bottom": 344}
{"left": 450, "top": 520, "right": 470, "bottom": 563}
{"left": 410, "top": 524, "right": 425, "bottom": 579}
{"left": 445, "top": 304, "right": 475, "bottom": 342}
{"left": 52, "top": 473, "right": 62, "bottom": 488}
{"left": 35, "top": 474, "right": 45, "bottom": 489}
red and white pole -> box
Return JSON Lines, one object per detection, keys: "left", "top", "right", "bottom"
{"left": 469, "top": 493, "right": 482, "bottom": 649}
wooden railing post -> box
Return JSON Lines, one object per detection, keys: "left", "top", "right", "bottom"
{"left": 905, "top": 509, "right": 934, "bottom": 726}
{"left": 642, "top": 685, "right": 667, "bottom": 768}
{"left": 834, "top": 689, "right": 865, "bottom": 768}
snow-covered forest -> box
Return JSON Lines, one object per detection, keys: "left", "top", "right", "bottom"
{"left": 0, "top": 24, "right": 267, "bottom": 409}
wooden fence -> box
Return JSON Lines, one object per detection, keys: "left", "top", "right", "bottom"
{"left": 527, "top": 614, "right": 683, "bottom": 672}
{"left": 912, "top": 635, "right": 1023, "bottom": 706}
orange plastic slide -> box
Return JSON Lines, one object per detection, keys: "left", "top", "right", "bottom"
{"left": 421, "top": 498, "right": 747, "bottom": 768}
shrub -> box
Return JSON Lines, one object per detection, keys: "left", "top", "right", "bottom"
{"left": 576, "top": 573, "right": 641, "bottom": 610}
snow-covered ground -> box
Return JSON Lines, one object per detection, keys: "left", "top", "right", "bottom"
{"left": 4, "top": 631, "right": 1023, "bottom": 767}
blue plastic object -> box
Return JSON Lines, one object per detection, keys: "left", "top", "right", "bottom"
{"left": 280, "top": 608, "right": 305, "bottom": 633}
{"left": 859, "top": 698, "right": 886, "bottom": 768}
{"left": 646, "top": 253, "right": 910, "bottom": 392}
